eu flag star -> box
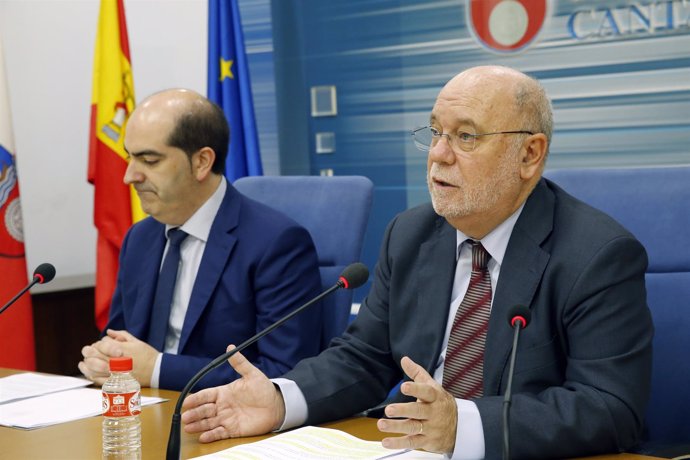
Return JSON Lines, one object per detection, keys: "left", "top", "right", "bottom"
{"left": 219, "top": 58, "right": 234, "bottom": 81}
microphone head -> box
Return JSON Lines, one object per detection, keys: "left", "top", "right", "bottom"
{"left": 33, "top": 263, "right": 56, "bottom": 284}
{"left": 507, "top": 304, "right": 531, "bottom": 329}
{"left": 338, "top": 263, "right": 369, "bottom": 289}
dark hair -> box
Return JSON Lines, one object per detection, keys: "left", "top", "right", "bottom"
{"left": 166, "top": 99, "right": 229, "bottom": 175}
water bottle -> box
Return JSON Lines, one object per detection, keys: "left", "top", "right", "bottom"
{"left": 102, "top": 356, "right": 142, "bottom": 459}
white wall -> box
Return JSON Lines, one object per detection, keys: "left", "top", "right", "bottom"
{"left": 0, "top": 0, "right": 207, "bottom": 292}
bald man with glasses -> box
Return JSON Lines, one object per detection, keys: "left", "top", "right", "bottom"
{"left": 181, "top": 66, "right": 653, "bottom": 460}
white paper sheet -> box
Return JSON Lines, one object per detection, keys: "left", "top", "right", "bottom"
{"left": 190, "top": 425, "right": 442, "bottom": 460}
{"left": 0, "top": 387, "right": 166, "bottom": 429}
{"left": 0, "top": 372, "right": 92, "bottom": 404}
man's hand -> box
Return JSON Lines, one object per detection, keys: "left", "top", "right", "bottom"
{"left": 377, "top": 356, "right": 458, "bottom": 455}
{"left": 78, "top": 338, "right": 117, "bottom": 386}
{"left": 100, "top": 329, "right": 158, "bottom": 386}
{"left": 181, "top": 345, "right": 286, "bottom": 442}
{"left": 78, "top": 329, "right": 158, "bottom": 387}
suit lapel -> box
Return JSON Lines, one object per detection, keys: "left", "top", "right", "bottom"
{"left": 129, "top": 224, "right": 166, "bottom": 338}
{"left": 483, "top": 180, "right": 554, "bottom": 395}
{"left": 416, "top": 217, "right": 457, "bottom": 374}
{"left": 178, "top": 186, "right": 239, "bottom": 351}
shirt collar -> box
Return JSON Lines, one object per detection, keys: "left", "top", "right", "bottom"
{"left": 455, "top": 202, "right": 525, "bottom": 267}
{"left": 165, "top": 177, "right": 227, "bottom": 243}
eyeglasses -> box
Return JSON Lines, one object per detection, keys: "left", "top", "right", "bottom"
{"left": 411, "top": 126, "right": 534, "bottom": 153}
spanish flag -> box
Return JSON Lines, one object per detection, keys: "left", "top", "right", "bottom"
{"left": 88, "top": 0, "right": 144, "bottom": 330}
{"left": 0, "top": 37, "right": 35, "bottom": 370}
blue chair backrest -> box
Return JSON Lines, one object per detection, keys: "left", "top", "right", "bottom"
{"left": 234, "top": 175, "right": 373, "bottom": 349}
{"left": 545, "top": 166, "right": 690, "bottom": 450}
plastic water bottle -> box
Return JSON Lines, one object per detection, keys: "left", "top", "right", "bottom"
{"left": 102, "top": 356, "right": 142, "bottom": 459}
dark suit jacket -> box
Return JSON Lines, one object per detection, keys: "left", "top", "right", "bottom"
{"left": 105, "top": 183, "right": 323, "bottom": 391}
{"left": 284, "top": 178, "right": 653, "bottom": 459}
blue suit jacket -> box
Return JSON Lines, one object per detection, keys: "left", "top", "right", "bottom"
{"left": 105, "top": 184, "right": 323, "bottom": 391}
{"left": 284, "top": 178, "right": 653, "bottom": 459}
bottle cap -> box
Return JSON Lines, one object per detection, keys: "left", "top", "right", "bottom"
{"left": 109, "top": 356, "right": 133, "bottom": 371}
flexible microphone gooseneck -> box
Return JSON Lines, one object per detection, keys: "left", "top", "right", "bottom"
{"left": 0, "top": 263, "right": 56, "bottom": 316}
{"left": 166, "top": 262, "right": 369, "bottom": 460}
{"left": 503, "top": 304, "right": 531, "bottom": 460}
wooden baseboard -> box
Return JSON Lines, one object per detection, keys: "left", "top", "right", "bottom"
{"left": 32, "top": 287, "right": 100, "bottom": 376}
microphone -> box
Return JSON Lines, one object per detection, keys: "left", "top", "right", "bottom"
{"left": 502, "top": 305, "right": 531, "bottom": 460}
{"left": 0, "top": 263, "right": 56, "bottom": 316}
{"left": 166, "top": 262, "right": 369, "bottom": 460}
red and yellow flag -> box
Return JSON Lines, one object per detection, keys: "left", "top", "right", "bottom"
{"left": 88, "top": 0, "right": 144, "bottom": 330}
{"left": 0, "top": 37, "right": 35, "bottom": 370}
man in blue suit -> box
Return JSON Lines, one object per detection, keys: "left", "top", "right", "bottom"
{"left": 180, "top": 67, "right": 653, "bottom": 459}
{"left": 78, "top": 89, "right": 322, "bottom": 391}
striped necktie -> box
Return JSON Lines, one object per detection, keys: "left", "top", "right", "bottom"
{"left": 442, "top": 240, "right": 492, "bottom": 399}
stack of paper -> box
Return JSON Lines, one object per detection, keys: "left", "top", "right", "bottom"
{"left": 0, "top": 372, "right": 165, "bottom": 429}
{"left": 191, "top": 425, "right": 442, "bottom": 459}
{"left": 0, "top": 372, "right": 91, "bottom": 403}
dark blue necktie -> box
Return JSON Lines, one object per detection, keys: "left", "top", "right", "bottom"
{"left": 148, "top": 228, "right": 188, "bottom": 351}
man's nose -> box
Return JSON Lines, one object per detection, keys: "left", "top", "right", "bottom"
{"left": 428, "top": 136, "right": 455, "bottom": 165}
{"left": 123, "top": 160, "right": 142, "bottom": 185}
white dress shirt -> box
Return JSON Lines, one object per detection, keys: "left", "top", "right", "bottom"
{"left": 274, "top": 203, "right": 524, "bottom": 460}
{"left": 150, "top": 178, "right": 227, "bottom": 388}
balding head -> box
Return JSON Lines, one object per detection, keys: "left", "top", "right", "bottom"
{"left": 135, "top": 88, "right": 207, "bottom": 115}
{"left": 123, "top": 89, "right": 229, "bottom": 225}
{"left": 426, "top": 65, "right": 551, "bottom": 238}
{"left": 130, "top": 89, "right": 229, "bottom": 175}
{"left": 442, "top": 66, "right": 553, "bottom": 151}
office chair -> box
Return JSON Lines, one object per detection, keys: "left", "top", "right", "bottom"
{"left": 234, "top": 175, "right": 374, "bottom": 350}
{"left": 545, "top": 166, "right": 690, "bottom": 458}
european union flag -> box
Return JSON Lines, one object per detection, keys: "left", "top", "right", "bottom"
{"left": 208, "top": 0, "right": 262, "bottom": 181}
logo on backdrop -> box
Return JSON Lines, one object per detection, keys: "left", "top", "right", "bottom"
{"left": 466, "top": 0, "right": 548, "bottom": 53}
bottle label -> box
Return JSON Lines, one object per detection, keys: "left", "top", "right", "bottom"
{"left": 102, "top": 391, "right": 141, "bottom": 417}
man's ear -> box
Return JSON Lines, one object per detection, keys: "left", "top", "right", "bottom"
{"left": 193, "top": 147, "right": 216, "bottom": 181}
{"left": 520, "top": 133, "right": 548, "bottom": 180}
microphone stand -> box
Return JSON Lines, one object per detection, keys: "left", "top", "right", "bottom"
{"left": 502, "top": 319, "right": 524, "bottom": 460}
{"left": 0, "top": 277, "right": 40, "bottom": 316}
{"left": 166, "top": 282, "right": 342, "bottom": 460}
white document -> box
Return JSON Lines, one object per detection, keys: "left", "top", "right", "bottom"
{"left": 0, "top": 387, "right": 166, "bottom": 429}
{"left": 191, "top": 425, "right": 442, "bottom": 460}
{"left": 0, "top": 372, "right": 92, "bottom": 404}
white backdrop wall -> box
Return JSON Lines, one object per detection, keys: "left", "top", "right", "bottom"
{"left": 0, "top": 0, "right": 207, "bottom": 292}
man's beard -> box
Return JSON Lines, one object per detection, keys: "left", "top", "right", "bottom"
{"left": 427, "top": 148, "right": 521, "bottom": 219}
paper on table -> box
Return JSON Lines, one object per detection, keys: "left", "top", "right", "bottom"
{"left": 0, "top": 372, "right": 92, "bottom": 404}
{"left": 0, "top": 387, "right": 166, "bottom": 429}
{"left": 190, "top": 425, "right": 442, "bottom": 460}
